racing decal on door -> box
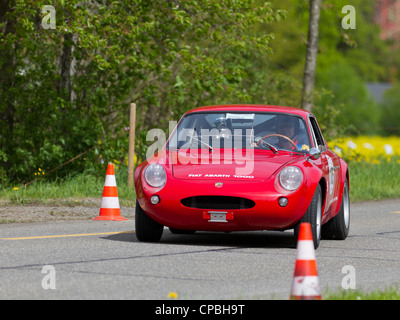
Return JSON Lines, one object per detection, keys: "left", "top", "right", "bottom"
{"left": 326, "top": 155, "right": 335, "bottom": 196}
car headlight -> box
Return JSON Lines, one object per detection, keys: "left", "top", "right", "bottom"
{"left": 279, "top": 166, "right": 303, "bottom": 191}
{"left": 144, "top": 164, "right": 167, "bottom": 188}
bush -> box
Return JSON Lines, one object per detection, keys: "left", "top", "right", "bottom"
{"left": 380, "top": 84, "right": 400, "bottom": 136}
{"left": 316, "top": 61, "right": 382, "bottom": 136}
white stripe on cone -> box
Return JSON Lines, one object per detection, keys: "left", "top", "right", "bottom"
{"left": 296, "top": 240, "right": 316, "bottom": 260}
{"left": 100, "top": 197, "right": 120, "bottom": 209}
{"left": 104, "top": 175, "right": 117, "bottom": 187}
{"left": 291, "top": 276, "right": 321, "bottom": 297}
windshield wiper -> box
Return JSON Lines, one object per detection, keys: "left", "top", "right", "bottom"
{"left": 189, "top": 132, "right": 213, "bottom": 153}
{"left": 254, "top": 137, "right": 278, "bottom": 154}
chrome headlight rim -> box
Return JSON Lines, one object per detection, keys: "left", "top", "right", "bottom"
{"left": 279, "top": 166, "right": 303, "bottom": 191}
{"left": 144, "top": 163, "right": 167, "bottom": 188}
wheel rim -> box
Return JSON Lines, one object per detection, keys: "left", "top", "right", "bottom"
{"left": 343, "top": 182, "right": 350, "bottom": 229}
{"left": 316, "top": 192, "right": 322, "bottom": 241}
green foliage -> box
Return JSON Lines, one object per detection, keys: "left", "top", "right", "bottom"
{"left": 380, "top": 84, "right": 400, "bottom": 136}
{"left": 0, "top": 0, "right": 285, "bottom": 183}
{"left": 1, "top": 0, "right": 399, "bottom": 185}
{"left": 315, "top": 61, "right": 382, "bottom": 135}
{"left": 314, "top": 0, "right": 396, "bottom": 137}
{"left": 316, "top": 0, "right": 392, "bottom": 82}
{"left": 268, "top": 0, "right": 396, "bottom": 139}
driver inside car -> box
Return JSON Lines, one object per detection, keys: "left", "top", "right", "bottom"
{"left": 275, "top": 116, "right": 310, "bottom": 151}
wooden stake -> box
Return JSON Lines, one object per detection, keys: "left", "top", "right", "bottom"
{"left": 128, "top": 103, "right": 136, "bottom": 187}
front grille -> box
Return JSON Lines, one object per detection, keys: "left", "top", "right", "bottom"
{"left": 181, "top": 196, "right": 255, "bottom": 210}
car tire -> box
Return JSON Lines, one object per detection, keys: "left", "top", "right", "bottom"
{"left": 294, "top": 184, "right": 322, "bottom": 249}
{"left": 135, "top": 200, "right": 164, "bottom": 242}
{"left": 322, "top": 178, "right": 350, "bottom": 240}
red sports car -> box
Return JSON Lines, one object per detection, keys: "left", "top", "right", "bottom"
{"left": 134, "top": 105, "right": 350, "bottom": 248}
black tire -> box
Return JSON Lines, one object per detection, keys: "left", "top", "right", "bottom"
{"left": 322, "top": 178, "right": 350, "bottom": 240}
{"left": 135, "top": 200, "right": 163, "bottom": 242}
{"left": 294, "top": 184, "right": 322, "bottom": 249}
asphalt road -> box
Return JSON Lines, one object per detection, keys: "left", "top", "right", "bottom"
{"left": 1, "top": 199, "right": 400, "bottom": 300}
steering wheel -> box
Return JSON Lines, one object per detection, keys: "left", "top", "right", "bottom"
{"left": 256, "top": 133, "right": 297, "bottom": 149}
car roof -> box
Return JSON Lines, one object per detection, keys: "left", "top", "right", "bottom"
{"left": 185, "top": 104, "right": 312, "bottom": 118}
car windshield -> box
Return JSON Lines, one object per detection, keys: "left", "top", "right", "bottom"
{"left": 167, "top": 112, "right": 311, "bottom": 152}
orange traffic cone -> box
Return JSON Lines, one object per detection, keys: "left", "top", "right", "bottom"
{"left": 290, "top": 223, "right": 321, "bottom": 300}
{"left": 93, "top": 163, "right": 127, "bottom": 221}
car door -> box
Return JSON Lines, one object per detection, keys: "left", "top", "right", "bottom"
{"left": 308, "top": 116, "right": 340, "bottom": 220}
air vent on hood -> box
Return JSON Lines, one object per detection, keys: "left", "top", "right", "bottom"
{"left": 181, "top": 196, "right": 255, "bottom": 210}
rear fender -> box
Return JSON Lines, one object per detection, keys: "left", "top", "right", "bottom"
{"left": 334, "top": 158, "right": 349, "bottom": 216}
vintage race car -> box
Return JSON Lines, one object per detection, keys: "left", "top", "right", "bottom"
{"left": 134, "top": 105, "right": 350, "bottom": 248}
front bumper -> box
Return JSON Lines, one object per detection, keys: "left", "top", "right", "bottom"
{"left": 136, "top": 178, "right": 313, "bottom": 232}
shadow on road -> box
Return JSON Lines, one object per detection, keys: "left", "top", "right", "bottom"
{"left": 101, "top": 229, "right": 296, "bottom": 249}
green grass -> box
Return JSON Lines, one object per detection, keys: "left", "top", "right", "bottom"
{"left": 1, "top": 167, "right": 136, "bottom": 206}
{"left": 325, "top": 287, "right": 400, "bottom": 300}
{"left": 348, "top": 159, "right": 400, "bottom": 202}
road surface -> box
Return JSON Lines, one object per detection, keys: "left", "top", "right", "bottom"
{"left": 1, "top": 199, "right": 400, "bottom": 300}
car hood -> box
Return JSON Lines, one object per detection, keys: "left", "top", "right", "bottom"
{"left": 169, "top": 149, "right": 302, "bottom": 181}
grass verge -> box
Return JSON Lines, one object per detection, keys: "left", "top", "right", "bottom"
{"left": 1, "top": 168, "right": 136, "bottom": 206}
{"left": 325, "top": 287, "right": 400, "bottom": 300}
{"left": 349, "top": 159, "right": 400, "bottom": 202}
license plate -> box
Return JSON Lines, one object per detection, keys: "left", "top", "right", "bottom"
{"left": 203, "top": 211, "right": 234, "bottom": 222}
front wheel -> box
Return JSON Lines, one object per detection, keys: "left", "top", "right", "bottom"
{"left": 135, "top": 200, "right": 164, "bottom": 242}
{"left": 322, "top": 178, "right": 350, "bottom": 240}
{"left": 294, "top": 184, "right": 322, "bottom": 249}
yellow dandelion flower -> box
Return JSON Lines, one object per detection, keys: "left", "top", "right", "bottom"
{"left": 38, "top": 168, "right": 41, "bottom": 171}
{"left": 167, "top": 292, "right": 178, "bottom": 299}
{"left": 13, "top": 187, "right": 19, "bottom": 190}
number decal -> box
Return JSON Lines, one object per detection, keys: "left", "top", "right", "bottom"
{"left": 326, "top": 155, "right": 335, "bottom": 195}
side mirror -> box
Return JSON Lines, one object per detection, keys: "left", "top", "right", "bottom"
{"left": 308, "top": 147, "right": 321, "bottom": 160}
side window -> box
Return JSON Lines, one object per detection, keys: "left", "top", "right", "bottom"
{"left": 309, "top": 117, "right": 325, "bottom": 150}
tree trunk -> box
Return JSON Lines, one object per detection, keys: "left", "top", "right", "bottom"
{"left": 59, "top": 33, "right": 73, "bottom": 102}
{"left": 301, "top": 0, "right": 322, "bottom": 112}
